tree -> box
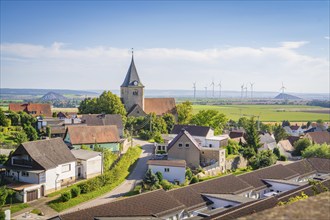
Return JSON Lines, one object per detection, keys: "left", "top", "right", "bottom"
{"left": 0, "top": 155, "right": 7, "bottom": 164}
{"left": 155, "top": 171, "right": 163, "bottom": 182}
{"left": 46, "top": 126, "right": 51, "bottom": 138}
{"left": 282, "top": 120, "right": 291, "bottom": 127}
{"left": 7, "top": 111, "right": 20, "bottom": 126}
{"left": 14, "top": 131, "right": 28, "bottom": 145}
{"left": 24, "top": 125, "right": 38, "bottom": 141}
{"left": 260, "top": 123, "right": 274, "bottom": 134}
{"left": 150, "top": 113, "right": 167, "bottom": 135}
{"left": 153, "top": 132, "right": 164, "bottom": 143}
{"left": 143, "top": 169, "right": 159, "bottom": 189}
{"left": 293, "top": 138, "right": 311, "bottom": 156}
{"left": 0, "top": 187, "right": 8, "bottom": 207}
{"left": 162, "top": 113, "right": 175, "bottom": 133}
{"left": 273, "top": 147, "right": 281, "bottom": 159}
{"left": 226, "top": 139, "right": 241, "bottom": 155}
{"left": 78, "top": 91, "right": 127, "bottom": 124}
{"left": 274, "top": 124, "right": 287, "bottom": 143}
{"left": 0, "top": 108, "right": 9, "bottom": 127}
{"left": 185, "top": 168, "right": 193, "bottom": 180}
{"left": 244, "top": 117, "right": 262, "bottom": 153}
{"left": 237, "top": 117, "right": 249, "bottom": 130}
{"left": 19, "top": 111, "right": 37, "bottom": 126}
{"left": 249, "top": 150, "right": 277, "bottom": 170}
{"left": 190, "top": 176, "right": 199, "bottom": 184}
{"left": 190, "top": 110, "right": 227, "bottom": 135}
{"left": 177, "top": 101, "right": 193, "bottom": 124}
{"left": 302, "top": 144, "right": 330, "bottom": 159}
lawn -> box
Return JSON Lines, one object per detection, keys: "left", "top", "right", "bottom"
{"left": 192, "top": 104, "right": 330, "bottom": 122}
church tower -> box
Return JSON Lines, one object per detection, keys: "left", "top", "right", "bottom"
{"left": 120, "top": 51, "right": 145, "bottom": 112}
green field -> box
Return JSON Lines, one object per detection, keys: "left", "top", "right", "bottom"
{"left": 192, "top": 105, "right": 330, "bottom": 122}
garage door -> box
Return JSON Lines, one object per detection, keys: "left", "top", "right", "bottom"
{"left": 27, "top": 190, "right": 38, "bottom": 202}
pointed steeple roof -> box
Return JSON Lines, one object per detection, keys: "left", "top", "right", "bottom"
{"left": 121, "top": 52, "right": 144, "bottom": 87}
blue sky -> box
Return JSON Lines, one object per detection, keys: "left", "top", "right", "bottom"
{"left": 1, "top": 1, "right": 329, "bottom": 93}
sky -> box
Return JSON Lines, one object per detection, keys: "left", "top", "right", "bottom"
{"left": 0, "top": 1, "right": 329, "bottom": 93}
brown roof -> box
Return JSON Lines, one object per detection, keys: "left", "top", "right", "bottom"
{"left": 59, "top": 189, "right": 185, "bottom": 220}
{"left": 147, "top": 159, "right": 186, "bottom": 168}
{"left": 4, "top": 138, "right": 76, "bottom": 170}
{"left": 229, "top": 131, "right": 245, "bottom": 139}
{"left": 305, "top": 131, "right": 330, "bottom": 145}
{"left": 167, "top": 129, "right": 201, "bottom": 151}
{"left": 287, "top": 136, "right": 300, "bottom": 146}
{"left": 278, "top": 140, "right": 294, "bottom": 152}
{"left": 144, "top": 98, "right": 177, "bottom": 116}
{"left": 66, "top": 125, "right": 120, "bottom": 145}
{"left": 9, "top": 103, "right": 52, "bottom": 117}
{"left": 237, "top": 164, "right": 299, "bottom": 190}
{"left": 81, "top": 114, "right": 123, "bottom": 130}
{"left": 285, "top": 160, "right": 316, "bottom": 177}
{"left": 290, "top": 125, "right": 300, "bottom": 131}
{"left": 307, "top": 158, "right": 330, "bottom": 173}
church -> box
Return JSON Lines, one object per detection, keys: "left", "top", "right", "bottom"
{"left": 120, "top": 54, "right": 177, "bottom": 118}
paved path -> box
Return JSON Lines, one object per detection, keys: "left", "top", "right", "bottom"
{"left": 12, "top": 140, "right": 154, "bottom": 219}
{"left": 59, "top": 139, "right": 153, "bottom": 215}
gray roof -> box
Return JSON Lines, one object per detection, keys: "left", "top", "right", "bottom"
{"left": 81, "top": 114, "right": 123, "bottom": 130}
{"left": 259, "top": 133, "right": 276, "bottom": 144}
{"left": 71, "top": 149, "right": 101, "bottom": 160}
{"left": 5, "top": 138, "right": 76, "bottom": 170}
{"left": 171, "top": 125, "right": 211, "bottom": 137}
{"left": 121, "top": 55, "right": 144, "bottom": 87}
{"left": 203, "top": 194, "right": 257, "bottom": 204}
{"left": 167, "top": 129, "right": 201, "bottom": 151}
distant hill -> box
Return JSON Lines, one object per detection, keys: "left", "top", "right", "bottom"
{"left": 0, "top": 88, "right": 98, "bottom": 96}
{"left": 40, "top": 92, "right": 67, "bottom": 102}
{"left": 274, "top": 93, "right": 302, "bottom": 100}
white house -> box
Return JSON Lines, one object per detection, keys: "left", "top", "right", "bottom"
{"left": 71, "top": 149, "right": 102, "bottom": 179}
{"left": 4, "top": 138, "right": 76, "bottom": 202}
{"left": 147, "top": 159, "right": 186, "bottom": 184}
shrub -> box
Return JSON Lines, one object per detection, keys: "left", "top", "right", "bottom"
{"left": 77, "top": 182, "right": 89, "bottom": 194}
{"left": 60, "top": 192, "right": 71, "bottom": 202}
{"left": 160, "top": 180, "right": 174, "bottom": 190}
{"left": 185, "top": 168, "right": 193, "bottom": 180}
{"left": 70, "top": 187, "right": 81, "bottom": 198}
{"left": 155, "top": 171, "right": 163, "bottom": 182}
{"left": 190, "top": 176, "right": 199, "bottom": 184}
{"left": 279, "top": 155, "right": 287, "bottom": 161}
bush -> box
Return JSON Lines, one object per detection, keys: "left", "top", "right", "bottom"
{"left": 185, "top": 168, "right": 193, "bottom": 180}
{"left": 138, "top": 130, "right": 153, "bottom": 140}
{"left": 77, "top": 182, "right": 90, "bottom": 194}
{"left": 279, "top": 155, "right": 287, "bottom": 161}
{"left": 190, "top": 176, "right": 199, "bottom": 184}
{"left": 155, "top": 171, "right": 163, "bottom": 182}
{"left": 60, "top": 192, "right": 71, "bottom": 202}
{"left": 160, "top": 180, "right": 174, "bottom": 190}
{"left": 70, "top": 187, "right": 81, "bottom": 198}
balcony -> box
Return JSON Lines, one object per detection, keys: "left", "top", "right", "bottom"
{"left": 12, "top": 159, "right": 32, "bottom": 167}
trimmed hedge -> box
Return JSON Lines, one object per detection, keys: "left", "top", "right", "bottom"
{"left": 60, "top": 192, "right": 71, "bottom": 202}
{"left": 71, "top": 187, "right": 81, "bottom": 198}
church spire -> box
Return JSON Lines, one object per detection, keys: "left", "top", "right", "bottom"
{"left": 121, "top": 49, "right": 144, "bottom": 87}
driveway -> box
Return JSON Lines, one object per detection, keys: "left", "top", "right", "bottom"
{"left": 59, "top": 139, "right": 154, "bottom": 215}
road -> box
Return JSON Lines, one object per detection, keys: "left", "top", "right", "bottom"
{"left": 59, "top": 139, "right": 154, "bottom": 215}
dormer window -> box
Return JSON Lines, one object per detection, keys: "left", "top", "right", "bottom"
{"left": 133, "top": 90, "right": 138, "bottom": 95}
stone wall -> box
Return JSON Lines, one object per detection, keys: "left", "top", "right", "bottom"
{"left": 225, "top": 155, "right": 248, "bottom": 171}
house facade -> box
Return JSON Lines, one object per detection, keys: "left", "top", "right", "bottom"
{"left": 4, "top": 138, "right": 76, "bottom": 202}
{"left": 71, "top": 149, "right": 102, "bottom": 179}
{"left": 147, "top": 159, "right": 186, "bottom": 184}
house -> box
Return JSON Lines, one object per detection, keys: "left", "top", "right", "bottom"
{"left": 4, "top": 138, "right": 76, "bottom": 202}
{"left": 167, "top": 129, "right": 201, "bottom": 169}
{"left": 287, "top": 135, "right": 301, "bottom": 146}
{"left": 258, "top": 133, "right": 277, "bottom": 151}
{"left": 147, "top": 159, "right": 186, "bottom": 184}
{"left": 64, "top": 125, "right": 121, "bottom": 152}
{"left": 54, "top": 158, "right": 330, "bottom": 220}
{"left": 277, "top": 140, "right": 294, "bottom": 159}
{"left": 80, "top": 114, "right": 124, "bottom": 137}
{"left": 304, "top": 131, "right": 330, "bottom": 145}
{"left": 171, "top": 124, "right": 229, "bottom": 148}
{"left": 167, "top": 129, "right": 226, "bottom": 171}
{"left": 71, "top": 149, "right": 102, "bottom": 179}
{"left": 9, "top": 103, "right": 52, "bottom": 117}
{"left": 120, "top": 54, "right": 178, "bottom": 118}
{"left": 283, "top": 125, "right": 306, "bottom": 137}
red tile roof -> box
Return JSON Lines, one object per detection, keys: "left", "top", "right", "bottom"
{"left": 144, "top": 98, "right": 177, "bottom": 116}
{"left": 304, "top": 131, "right": 330, "bottom": 145}
{"left": 66, "top": 125, "right": 120, "bottom": 145}
{"left": 9, "top": 103, "right": 52, "bottom": 117}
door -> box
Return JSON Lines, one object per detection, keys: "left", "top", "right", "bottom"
{"left": 78, "top": 167, "right": 81, "bottom": 178}
{"left": 41, "top": 185, "right": 45, "bottom": 197}
{"left": 26, "top": 189, "right": 38, "bottom": 202}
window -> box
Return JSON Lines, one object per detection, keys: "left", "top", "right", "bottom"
{"left": 164, "top": 168, "right": 170, "bottom": 172}
{"left": 62, "top": 164, "right": 71, "bottom": 173}
{"left": 21, "top": 171, "right": 29, "bottom": 177}
{"left": 185, "top": 143, "right": 190, "bottom": 148}
{"left": 178, "top": 143, "right": 183, "bottom": 147}
{"left": 209, "top": 144, "right": 212, "bottom": 148}
{"left": 133, "top": 90, "right": 138, "bottom": 95}
{"left": 158, "top": 146, "right": 161, "bottom": 151}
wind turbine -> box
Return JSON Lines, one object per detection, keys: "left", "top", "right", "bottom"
{"left": 241, "top": 84, "right": 244, "bottom": 99}
{"left": 193, "top": 82, "right": 196, "bottom": 99}
{"left": 245, "top": 85, "right": 248, "bottom": 99}
{"left": 250, "top": 82, "right": 255, "bottom": 99}
{"left": 280, "top": 82, "right": 286, "bottom": 94}
{"left": 210, "top": 80, "right": 215, "bottom": 98}
{"left": 204, "top": 86, "right": 208, "bottom": 98}
{"left": 218, "top": 81, "right": 222, "bottom": 99}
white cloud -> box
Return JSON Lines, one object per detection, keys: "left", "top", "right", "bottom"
{"left": 325, "top": 36, "right": 330, "bottom": 40}
{"left": 0, "top": 42, "right": 329, "bottom": 93}
{"left": 280, "top": 41, "right": 309, "bottom": 49}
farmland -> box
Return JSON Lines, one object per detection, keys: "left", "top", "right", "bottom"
{"left": 192, "top": 105, "right": 330, "bottom": 122}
